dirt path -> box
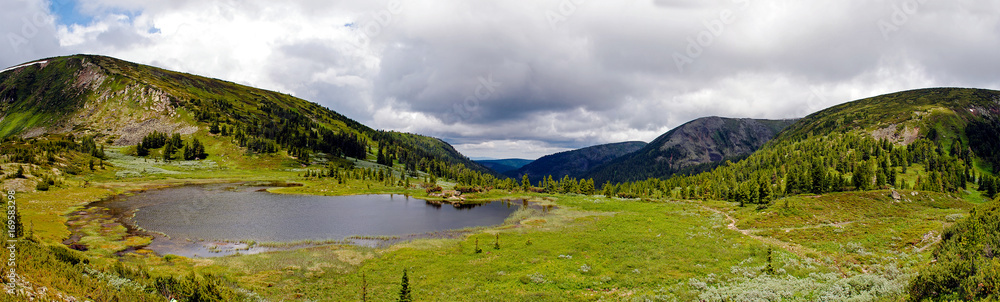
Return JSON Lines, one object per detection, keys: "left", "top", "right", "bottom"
{"left": 914, "top": 232, "right": 941, "bottom": 253}
{"left": 699, "top": 204, "right": 848, "bottom": 274}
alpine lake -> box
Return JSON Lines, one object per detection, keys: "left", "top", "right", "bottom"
{"left": 65, "top": 183, "right": 544, "bottom": 257}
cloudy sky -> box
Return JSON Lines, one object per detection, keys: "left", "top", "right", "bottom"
{"left": 3, "top": 0, "right": 999, "bottom": 159}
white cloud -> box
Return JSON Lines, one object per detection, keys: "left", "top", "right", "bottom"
{"left": 3, "top": 0, "right": 1000, "bottom": 159}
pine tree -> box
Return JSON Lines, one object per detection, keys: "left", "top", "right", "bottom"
{"left": 759, "top": 180, "right": 773, "bottom": 203}
{"left": 398, "top": 269, "right": 412, "bottom": 302}
{"left": 876, "top": 169, "right": 887, "bottom": 188}
{"left": 810, "top": 159, "right": 826, "bottom": 194}
{"left": 183, "top": 142, "right": 194, "bottom": 160}
{"left": 136, "top": 142, "right": 149, "bottom": 156}
{"left": 163, "top": 142, "right": 175, "bottom": 161}
{"left": 853, "top": 161, "right": 873, "bottom": 191}
{"left": 169, "top": 133, "right": 183, "bottom": 149}
{"left": 581, "top": 179, "right": 595, "bottom": 195}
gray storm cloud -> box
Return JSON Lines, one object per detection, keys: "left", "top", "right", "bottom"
{"left": 2, "top": 0, "right": 1000, "bottom": 158}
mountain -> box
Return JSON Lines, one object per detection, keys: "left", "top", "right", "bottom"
{"left": 596, "top": 88, "right": 1000, "bottom": 204}
{"left": 506, "top": 141, "right": 647, "bottom": 183}
{"left": 586, "top": 117, "right": 798, "bottom": 184}
{"left": 0, "top": 55, "right": 490, "bottom": 173}
{"left": 771, "top": 87, "right": 1000, "bottom": 171}
{"left": 475, "top": 158, "right": 534, "bottom": 174}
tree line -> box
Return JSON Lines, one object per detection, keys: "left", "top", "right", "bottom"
{"left": 135, "top": 131, "right": 208, "bottom": 161}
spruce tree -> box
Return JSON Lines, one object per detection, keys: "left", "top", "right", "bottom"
{"left": 136, "top": 142, "right": 149, "bottom": 156}
{"left": 810, "top": 159, "right": 826, "bottom": 194}
{"left": 398, "top": 269, "right": 412, "bottom": 302}
{"left": 163, "top": 143, "right": 175, "bottom": 161}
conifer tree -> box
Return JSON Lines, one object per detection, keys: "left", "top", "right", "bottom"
{"left": 398, "top": 269, "right": 412, "bottom": 302}
{"left": 136, "top": 142, "right": 149, "bottom": 156}
{"left": 163, "top": 142, "right": 175, "bottom": 161}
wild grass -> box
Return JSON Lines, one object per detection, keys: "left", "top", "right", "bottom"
{"left": 6, "top": 148, "right": 978, "bottom": 301}
{"left": 204, "top": 196, "right": 795, "bottom": 301}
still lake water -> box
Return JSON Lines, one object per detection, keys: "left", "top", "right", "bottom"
{"left": 86, "top": 183, "right": 526, "bottom": 257}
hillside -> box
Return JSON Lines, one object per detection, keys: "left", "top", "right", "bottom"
{"left": 773, "top": 88, "right": 1000, "bottom": 172}
{"left": 0, "top": 55, "right": 489, "bottom": 173}
{"left": 475, "top": 158, "right": 533, "bottom": 174}
{"left": 505, "top": 141, "right": 646, "bottom": 183}
{"left": 586, "top": 117, "right": 798, "bottom": 184}
{"left": 598, "top": 87, "right": 1000, "bottom": 207}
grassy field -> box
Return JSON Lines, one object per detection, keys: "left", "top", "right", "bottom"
{"left": 66, "top": 187, "right": 968, "bottom": 301}
{"left": 3, "top": 145, "right": 982, "bottom": 301}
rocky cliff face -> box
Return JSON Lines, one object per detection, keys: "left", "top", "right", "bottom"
{"left": 649, "top": 117, "right": 795, "bottom": 170}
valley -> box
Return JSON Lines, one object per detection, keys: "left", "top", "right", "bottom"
{"left": 1, "top": 56, "right": 999, "bottom": 301}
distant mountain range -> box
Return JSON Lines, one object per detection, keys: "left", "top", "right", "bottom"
{"left": 474, "top": 159, "right": 534, "bottom": 174}
{"left": 585, "top": 117, "right": 798, "bottom": 183}
{"left": 494, "top": 117, "right": 799, "bottom": 184}
{"left": 505, "top": 141, "right": 647, "bottom": 183}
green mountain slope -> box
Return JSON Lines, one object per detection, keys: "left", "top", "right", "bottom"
{"left": 586, "top": 117, "right": 798, "bottom": 184}
{"left": 773, "top": 87, "right": 1000, "bottom": 172}
{"left": 475, "top": 158, "right": 534, "bottom": 174}
{"left": 0, "top": 55, "right": 488, "bottom": 173}
{"left": 506, "top": 141, "right": 647, "bottom": 183}
{"left": 598, "top": 87, "right": 1000, "bottom": 206}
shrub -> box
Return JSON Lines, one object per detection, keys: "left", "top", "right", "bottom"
{"left": 455, "top": 186, "right": 484, "bottom": 194}
{"left": 909, "top": 198, "right": 1000, "bottom": 301}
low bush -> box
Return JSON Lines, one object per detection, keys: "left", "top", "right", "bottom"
{"left": 909, "top": 198, "right": 1000, "bottom": 301}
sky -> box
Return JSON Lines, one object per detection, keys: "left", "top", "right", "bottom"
{"left": 2, "top": 0, "right": 1000, "bottom": 159}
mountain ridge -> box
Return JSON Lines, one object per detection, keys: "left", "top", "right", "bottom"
{"left": 475, "top": 158, "right": 534, "bottom": 174}
{"left": 506, "top": 141, "right": 647, "bottom": 183}
{"left": 586, "top": 116, "right": 799, "bottom": 184}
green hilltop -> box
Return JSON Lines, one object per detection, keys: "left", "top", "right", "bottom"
{"left": 0, "top": 54, "right": 490, "bottom": 174}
